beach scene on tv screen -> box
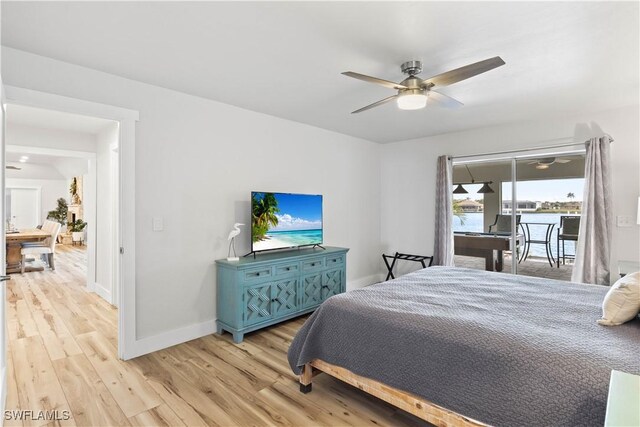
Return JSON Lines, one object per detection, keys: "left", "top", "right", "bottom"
{"left": 252, "top": 192, "right": 322, "bottom": 251}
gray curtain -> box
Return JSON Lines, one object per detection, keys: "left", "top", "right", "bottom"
{"left": 433, "top": 155, "right": 454, "bottom": 266}
{"left": 572, "top": 136, "right": 613, "bottom": 285}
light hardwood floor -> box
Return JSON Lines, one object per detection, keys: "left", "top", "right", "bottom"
{"left": 6, "top": 245, "right": 427, "bottom": 427}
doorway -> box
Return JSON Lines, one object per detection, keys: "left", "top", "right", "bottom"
{"left": 2, "top": 85, "right": 138, "bottom": 362}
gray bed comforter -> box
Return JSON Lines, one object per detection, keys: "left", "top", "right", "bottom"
{"left": 287, "top": 267, "right": 640, "bottom": 426}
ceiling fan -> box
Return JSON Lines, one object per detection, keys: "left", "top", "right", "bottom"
{"left": 6, "top": 165, "right": 21, "bottom": 170}
{"left": 342, "top": 56, "right": 505, "bottom": 114}
{"left": 528, "top": 157, "right": 572, "bottom": 170}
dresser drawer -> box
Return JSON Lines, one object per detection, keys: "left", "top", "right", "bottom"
{"left": 301, "top": 257, "right": 325, "bottom": 272}
{"left": 274, "top": 262, "right": 299, "bottom": 277}
{"left": 241, "top": 266, "right": 273, "bottom": 282}
{"left": 325, "top": 254, "right": 345, "bottom": 268}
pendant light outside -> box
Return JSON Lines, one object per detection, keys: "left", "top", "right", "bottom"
{"left": 453, "top": 184, "right": 468, "bottom": 194}
{"left": 478, "top": 182, "right": 495, "bottom": 194}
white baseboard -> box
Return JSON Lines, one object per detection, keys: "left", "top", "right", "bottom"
{"left": 347, "top": 273, "right": 385, "bottom": 290}
{"left": 126, "top": 319, "right": 217, "bottom": 359}
{"left": 122, "top": 274, "right": 382, "bottom": 360}
{"left": 94, "top": 282, "right": 112, "bottom": 305}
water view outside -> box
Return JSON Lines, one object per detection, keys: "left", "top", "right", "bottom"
{"left": 453, "top": 212, "right": 577, "bottom": 259}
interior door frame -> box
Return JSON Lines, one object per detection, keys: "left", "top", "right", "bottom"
{"left": 4, "top": 86, "right": 139, "bottom": 360}
{"left": 0, "top": 74, "right": 8, "bottom": 419}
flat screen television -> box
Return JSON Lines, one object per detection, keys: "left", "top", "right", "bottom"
{"left": 251, "top": 192, "right": 323, "bottom": 253}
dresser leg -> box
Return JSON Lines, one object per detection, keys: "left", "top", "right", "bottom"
{"left": 215, "top": 323, "right": 223, "bottom": 335}
{"left": 232, "top": 332, "right": 244, "bottom": 343}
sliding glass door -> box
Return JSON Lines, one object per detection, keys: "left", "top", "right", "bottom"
{"left": 453, "top": 152, "right": 585, "bottom": 279}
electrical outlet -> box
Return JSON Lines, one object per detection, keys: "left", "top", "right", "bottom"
{"left": 152, "top": 217, "right": 164, "bottom": 231}
{"left": 616, "top": 215, "right": 633, "bottom": 227}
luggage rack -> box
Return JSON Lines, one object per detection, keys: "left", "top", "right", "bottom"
{"left": 382, "top": 252, "right": 434, "bottom": 280}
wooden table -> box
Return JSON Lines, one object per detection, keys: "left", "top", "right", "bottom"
{"left": 454, "top": 232, "right": 522, "bottom": 272}
{"left": 6, "top": 229, "right": 51, "bottom": 274}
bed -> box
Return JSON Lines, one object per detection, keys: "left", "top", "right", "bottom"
{"left": 287, "top": 267, "right": 640, "bottom": 426}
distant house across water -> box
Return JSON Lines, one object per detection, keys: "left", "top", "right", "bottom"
{"left": 457, "top": 198, "right": 483, "bottom": 212}
{"left": 502, "top": 200, "right": 541, "bottom": 212}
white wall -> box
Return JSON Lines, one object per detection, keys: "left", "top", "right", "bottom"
{"left": 380, "top": 105, "right": 640, "bottom": 280}
{"left": 6, "top": 178, "right": 67, "bottom": 225}
{"left": 6, "top": 123, "right": 97, "bottom": 152}
{"left": 94, "top": 123, "right": 118, "bottom": 304}
{"left": 1, "top": 47, "right": 383, "bottom": 341}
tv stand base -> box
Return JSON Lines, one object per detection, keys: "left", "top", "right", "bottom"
{"left": 311, "top": 244, "right": 326, "bottom": 250}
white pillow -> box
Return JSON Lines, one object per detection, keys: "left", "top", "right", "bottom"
{"left": 597, "top": 271, "right": 640, "bottom": 326}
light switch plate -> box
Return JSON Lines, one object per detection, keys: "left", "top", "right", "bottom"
{"left": 152, "top": 217, "right": 164, "bottom": 231}
{"left": 616, "top": 215, "right": 633, "bottom": 227}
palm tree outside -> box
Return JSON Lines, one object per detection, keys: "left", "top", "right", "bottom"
{"left": 453, "top": 200, "right": 467, "bottom": 225}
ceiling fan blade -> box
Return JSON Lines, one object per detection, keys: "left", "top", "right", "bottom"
{"left": 429, "top": 90, "right": 464, "bottom": 109}
{"left": 527, "top": 161, "right": 538, "bottom": 165}
{"left": 423, "top": 56, "right": 505, "bottom": 87}
{"left": 555, "top": 159, "right": 571, "bottom": 163}
{"left": 6, "top": 165, "right": 21, "bottom": 170}
{"left": 351, "top": 95, "right": 398, "bottom": 114}
{"left": 342, "top": 71, "right": 407, "bottom": 90}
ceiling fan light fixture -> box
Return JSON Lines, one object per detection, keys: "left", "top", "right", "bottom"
{"left": 397, "top": 93, "right": 427, "bottom": 110}
{"left": 536, "top": 164, "right": 549, "bottom": 170}
{"left": 453, "top": 184, "right": 468, "bottom": 194}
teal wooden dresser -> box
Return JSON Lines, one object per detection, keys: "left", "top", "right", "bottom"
{"left": 215, "top": 246, "right": 349, "bottom": 343}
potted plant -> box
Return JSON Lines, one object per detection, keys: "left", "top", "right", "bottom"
{"left": 68, "top": 219, "right": 87, "bottom": 245}
{"left": 47, "top": 198, "right": 68, "bottom": 242}
{"left": 47, "top": 198, "right": 68, "bottom": 225}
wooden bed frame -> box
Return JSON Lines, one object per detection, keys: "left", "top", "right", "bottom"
{"left": 300, "top": 359, "right": 487, "bottom": 427}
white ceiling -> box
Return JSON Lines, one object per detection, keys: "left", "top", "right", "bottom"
{"left": 2, "top": 2, "right": 638, "bottom": 143}
{"left": 6, "top": 152, "right": 64, "bottom": 164}
{"left": 6, "top": 104, "right": 115, "bottom": 135}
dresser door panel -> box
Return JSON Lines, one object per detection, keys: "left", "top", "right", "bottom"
{"left": 272, "top": 279, "right": 298, "bottom": 318}
{"left": 322, "top": 268, "right": 344, "bottom": 300}
{"left": 243, "top": 283, "right": 273, "bottom": 326}
{"left": 302, "top": 273, "right": 323, "bottom": 308}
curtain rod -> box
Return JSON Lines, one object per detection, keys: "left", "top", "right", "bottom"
{"left": 448, "top": 134, "right": 614, "bottom": 161}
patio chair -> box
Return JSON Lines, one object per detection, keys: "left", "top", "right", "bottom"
{"left": 557, "top": 216, "right": 580, "bottom": 268}
{"left": 488, "top": 214, "right": 524, "bottom": 262}
{"left": 488, "top": 214, "right": 521, "bottom": 233}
